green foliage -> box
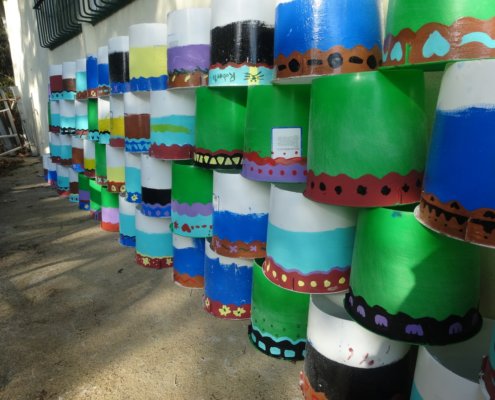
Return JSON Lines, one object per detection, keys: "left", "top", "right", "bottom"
{"left": 0, "top": 19, "right": 14, "bottom": 87}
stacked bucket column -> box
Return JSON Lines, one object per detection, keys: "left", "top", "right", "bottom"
{"left": 301, "top": 67, "right": 428, "bottom": 397}
{"left": 48, "top": 76, "right": 61, "bottom": 187}
{"left": 72, "top": 59, "right": 87, "bottom": 180}
{"left": 196, "top": 38, "right": 252, "bottom": 318}
{"left": 194, "top": 0, "right": 278, "bottom": 320}
{"left": 85, "top": 53, "right": 101, "bottom": 220}
{"left": 106, "top": 36, "right": 128, "bottom": 201}
{"left": 48, "top": 62, "right": 62, "bottom": 175}
{"left": 165, "top": 8, "right": 212, "bottom": 288}
{"left": 241, "top": 83, "right": 313, "bottom": 355}
{"left": 120, "top": 152, "right": 141, "bottom": 247}
{"left": 59, "top": 61, "right": 77, "bottom": 199}
{"left": 48, "top": 63, "right": 62, "bottom": 181}
{"left": 136, "top": 155, "right": 173, "bottom": 267}
{"left": 171, "top": 161, "right": 212, "bottom": 288}
{"left": 202, "top": 150, "right": 265, "bottom": 318}
{"left": 300, "top": 47, "right": 425, "bottom": 400}
{"left": 383, "top": 2, "right": 495, "bottom": 399}
{"left": 107, "top": 35, "right": 134, "bottom": 246}
{"left": 97, "top": 45, "right": 120, "bottom": 233}
{"left": 126, "top": 22, "right": 172, "bottom": 270}
{"left": 73, "top": 57, "right": 87, "bottom": 216}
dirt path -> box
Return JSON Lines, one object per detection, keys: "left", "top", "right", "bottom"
{"left": 0, "top": 159, "right": 302, "bottom": 400}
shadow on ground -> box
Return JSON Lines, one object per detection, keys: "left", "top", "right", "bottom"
{"left": 0, "top": 159, "right": 302, "bottom": 400}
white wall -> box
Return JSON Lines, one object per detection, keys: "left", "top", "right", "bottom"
{"left": 4, "top": 1, "right": 49, "bottom": 155}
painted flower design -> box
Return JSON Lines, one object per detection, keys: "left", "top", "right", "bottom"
{"left": 219, "top": 305, "right": 231, "bottom": 316}
{"left": 142, "top": 257, "right": 150, "bottom": 266}
{"left": 233, "top": 307, "right": 246, "bottom": 317}
{"left": 131, "top": 194, "right": 138, "bottom": 202}
{"left": 111, "top": 185, "right": 116, "bottom": 192}
{"left": 204, "top": 297, "right": 210, "bottom": 308}
{"left": 228, "top": 245, "right": 238, "bottom": 254}
{"left": 120, "top": 185, "right": 126, "bottom": 193}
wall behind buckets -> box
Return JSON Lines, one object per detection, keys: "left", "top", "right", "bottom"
{"left": 19, "top": 0, "right": 495, "bottom": 398}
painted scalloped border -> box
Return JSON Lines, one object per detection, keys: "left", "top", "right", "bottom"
{"left": 119, "top": 234, "right": 136, "bottom": 248}
{"left": 149, "top": 143, "right": 193, "bottom": 160}
{"left": 193, "top": 148, "right": 243, "bottom": 169}
{"left": 344, "top": 289, "right": 482, "bottom": 345}
{"left": 383, "top": 16, "right": 495, "bottom": 67}
{"left": 418, "top": 193, "right": 495, "bottom": 248}
{"left": 242, "top": 152, "right": 307, "bottom": 183}
{"left": 141, "top": 203, "right": 171, "bottom": 218}
{"left": 248, "top": 324, "right": 306, "bottom": 360}
{"left": 305, "top": 169, "right": 422, "bottom": 207}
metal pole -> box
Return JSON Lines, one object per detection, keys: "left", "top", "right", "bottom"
{"left": 0, "top": 146, "right": 22, "bottom": 157}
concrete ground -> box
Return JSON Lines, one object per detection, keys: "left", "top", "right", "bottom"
{"left": 0, "top": 158, "right": 302, "bottom": 400}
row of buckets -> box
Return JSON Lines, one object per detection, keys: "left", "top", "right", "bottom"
{"left": 42, "top": 152, "right": 494, "bottom": 400}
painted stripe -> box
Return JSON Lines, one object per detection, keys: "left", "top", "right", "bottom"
{"left": 209, "top": 65, "right": 275, "bottom": 86}
{"left": 119, "top": 213, "right": 136, "bottom": 237}
{"left": 275, "top": 0, "right": 381, "bottom": 56}
{"left": 173, "top": 240, "right": 205, "bottom": 277}
{"left": 461, "top": 32, "right": 495, "bottom": 48}
{"left": 424, "top": 108, "right": 495, "bottom": 211}
{"left": 204, "top": 254, "right": 252, "bottom": 305}
{"left": 171, "top": 213, "right": 212, "bottom": 238}
{"left": 136, "top": 230, "right": 173, "bottom": 257}
{"left": 266, "top": 223, "right": 355, "bottom": 272}
{"left": 125, "top": 167, "right": 141, "bottom": 194}
{"left": 102, "top": 207, "right": 120, "bottom": 224}
{"left": 167, "top": 44, "right": 210, "bottom": 71}
{"left": 437, "top": 60, "right": 495, "bottom": 112}
{"left": 212, "top": 211, "right": 268, "bottom": 243}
